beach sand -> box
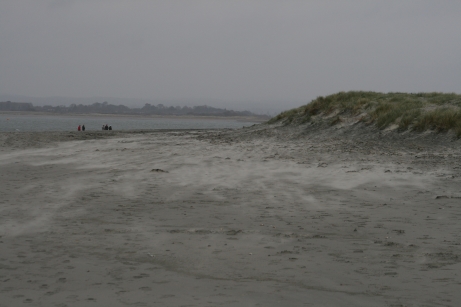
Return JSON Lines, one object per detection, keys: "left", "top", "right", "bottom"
{"left": 1, "top": 126, "right": 460, "bottom": 306}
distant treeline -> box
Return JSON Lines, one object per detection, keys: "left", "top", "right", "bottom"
{"left": 0, "top": 101, "right": 35, "bottom": 111}
{"left": 0, "top": 101, "right": 268, "bottom": 118}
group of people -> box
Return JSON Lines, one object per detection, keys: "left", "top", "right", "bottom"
{"left": 77, "top": 124, "right": 113, "bottom": 131}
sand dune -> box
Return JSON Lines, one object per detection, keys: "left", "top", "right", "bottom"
{"left": 1, "top": 126, "right": 460, "bottom": 306}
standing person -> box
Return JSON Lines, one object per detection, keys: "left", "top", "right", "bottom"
{"left": 105, "top": 124, "right": 109, "bottom": 130}
{"left": 109, "top": 125, "right": 112, "bottom": 130}
{"left": 102, "top": 124, "right": 105, "bottom": 130}
{"left": 78, "top": 125, "right": 81, "bottom": 131}
{"left": 82, "top": 125, "right": 85, "bottom": 131}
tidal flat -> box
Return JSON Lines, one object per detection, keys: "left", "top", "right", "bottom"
{"left": 1, "top": 126, "right": 460, "bottom": 306}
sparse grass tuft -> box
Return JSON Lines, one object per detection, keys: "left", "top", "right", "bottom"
{"left": 413, "top": 108, "right": 461, "bottom": 137}
{"left": 267, "top": 105, "right": 308, "bottom": 125}
{"left": 330, "top": 115, "right": 341, "bottom": 126}
{"left": 369, "top": 100, "right": 423, "bottom": 129}
{"left": 399, "top": 109, "right": 422, "bottom": 131}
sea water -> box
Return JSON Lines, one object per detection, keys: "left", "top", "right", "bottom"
{"left": 0, "top": 114, "right": 260, "bottom": 132}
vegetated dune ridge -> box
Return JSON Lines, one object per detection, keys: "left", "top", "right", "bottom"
{"left": 0, "top": 98, "right": 460, "bottom": 307}
{"left": 268, "top": 91, "right": 461, "bottom": 137}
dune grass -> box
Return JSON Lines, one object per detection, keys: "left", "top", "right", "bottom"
{"left": 268, "top": 91, "right": 461, "bottom": 137}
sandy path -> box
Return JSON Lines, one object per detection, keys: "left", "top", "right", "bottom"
{"left": 0, "top": 130, "right": 460, "bottom": 306}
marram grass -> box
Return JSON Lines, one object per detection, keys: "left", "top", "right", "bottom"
{"left": 268, "top": 91, "right": 461, "bottom": 137}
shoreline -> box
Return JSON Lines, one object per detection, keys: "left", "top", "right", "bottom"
{"left": 0, "top": 110, "right": 269, "bottom": 123}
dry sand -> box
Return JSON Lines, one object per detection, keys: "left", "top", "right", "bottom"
{"left": 0, "top": 125, "right": 460, "bottom": 306}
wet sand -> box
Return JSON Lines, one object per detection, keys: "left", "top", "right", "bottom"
{"left": 0, "top": 127, "right": 460, "bottom": 306}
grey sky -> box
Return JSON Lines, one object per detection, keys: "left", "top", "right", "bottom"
{"left": 1, "top": 1, "right": 460, "bottom": 111}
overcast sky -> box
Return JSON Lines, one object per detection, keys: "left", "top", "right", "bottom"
{"left": 1, "top": 1, "right": 460, "bottom": 111}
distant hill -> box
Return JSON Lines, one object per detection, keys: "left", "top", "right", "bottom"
{"left": 0, "top": 100, "right": 269, "bottom": 119}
